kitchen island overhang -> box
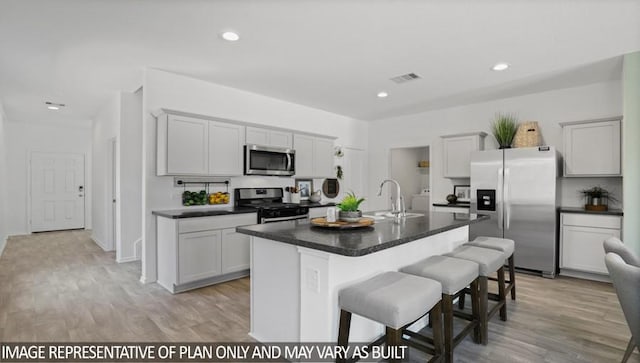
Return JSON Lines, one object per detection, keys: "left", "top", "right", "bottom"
{"left": 237, "top": 212, "right": 488, "bottom": 343}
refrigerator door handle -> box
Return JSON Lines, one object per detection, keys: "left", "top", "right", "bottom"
{"left": 497, "top": 167, "right": 504, "bottom": 230}
{"left": 505, "top": 167, "right": 511, "bottom": 230}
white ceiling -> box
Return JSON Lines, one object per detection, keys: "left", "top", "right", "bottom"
{"left": 1, "top": 0, "right": 639, "bottom": 124}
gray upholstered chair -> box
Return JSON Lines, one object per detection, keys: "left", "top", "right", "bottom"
{"left": 604, "top": 236, "right": 640, "bottom": 267}
{"left": 605, "top": 252, "right": 640, "bottom": 363}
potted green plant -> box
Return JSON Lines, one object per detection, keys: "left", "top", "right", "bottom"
{"left": 491, "top": 113, "right": 519, "bottom": 149}
{"left": 579, "top": 186, "right": 618, "bottom": 211}
{"left": 336, "top": 191, "right": 365, "bottom": 222}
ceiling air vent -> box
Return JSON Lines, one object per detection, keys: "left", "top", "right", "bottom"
{"left": 390, "top": 73, "right": 421, "bottom": 84}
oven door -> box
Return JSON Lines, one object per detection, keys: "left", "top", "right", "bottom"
{"left": 260, "top": 214, "right": 309, "bottom": 224}
{"left": 245, "top": 144, "right": 295, "bottom": 176}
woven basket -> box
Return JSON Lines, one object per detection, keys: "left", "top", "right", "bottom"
{"left": 513, "top": 121, "right": 541, "bottom": 148}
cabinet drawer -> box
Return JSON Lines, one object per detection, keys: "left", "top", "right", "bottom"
{"left": 561, "top": 213, "right": 621, "bottom": 229}
{"left": 178, "top": 213, "right": 257, "bottom": 233}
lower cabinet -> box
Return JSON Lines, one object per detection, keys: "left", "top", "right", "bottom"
{"left": 221, "top": 228, "right": 250, "bottom": 274}
{"left": 560, "top": 212, "right": 622, "bottom": 278}
{"left": 432, "top": 206, "right": 470, "bottom": 214}
{"left": 157, "top": 213, "right": 256, "bottom": 293}
{"left": 178, "top": 230, "right": 222, "bottom": 284}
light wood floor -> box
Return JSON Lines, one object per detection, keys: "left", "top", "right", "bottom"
{"left": 0, "top": 231, "right": 637, "bottom": 363}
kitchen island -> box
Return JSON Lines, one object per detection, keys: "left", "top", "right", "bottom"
{"left": 236, "top": 212, "right": 488, "bottom": 343}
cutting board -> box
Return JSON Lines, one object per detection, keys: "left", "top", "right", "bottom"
{"left": 310, "top": 217, "right": 375, "bottom": 229}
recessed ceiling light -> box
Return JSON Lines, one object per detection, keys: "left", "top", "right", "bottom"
{"left": 492, "top": 62, "right": 510, "bottom": 71}
{"left": 221, "top": 31, "right": 240, "bottom": 42}
{"left": 47, "top": 106, "right": 59, "bottom": 110}
{"left": 377, "top": 92, "right": 388, "bottom": 98}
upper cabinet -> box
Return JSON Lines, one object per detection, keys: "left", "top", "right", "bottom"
{"left": 441, "top": 132, "right": 487, "bottom": 178}
{"left": 293, "top": 134, "right": 335, "bottom": 178}
{"left": 209, "top": 121, "right": 245, "bottom": 176}
{"left": 561, "top": 117, "right": 622, "bottom": 177}
{"left": 157, "top": 112, "right": 245, "bottom": 176}
{"left": 246, "top": 126, "right": 293, "bottom": 148}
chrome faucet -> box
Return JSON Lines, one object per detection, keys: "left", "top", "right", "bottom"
{"left": 377, "top": 179, "right": 406, "bottom": 218}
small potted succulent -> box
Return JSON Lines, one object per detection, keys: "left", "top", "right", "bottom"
{"left": 580, "top": 186, "right": 617, "bottom": 211}
{"left": 491, "top": 113, "right": 519, "bottom": 149}
{"left": 337, "top": 192, "right": 365, "bottom": 222}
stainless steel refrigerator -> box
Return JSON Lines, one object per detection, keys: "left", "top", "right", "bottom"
{"left": 470, "top": 146, "right": 559, "bottom": 278}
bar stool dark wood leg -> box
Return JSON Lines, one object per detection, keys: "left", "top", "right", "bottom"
{"left": 442, "top": 294, "right": 454, "bottom": 363}
{"left": 508, "top": 254, "right": 516, "bottom": 300}
{"left": 498, "top": 267, "right": 507, "bottom": 321}
{"left": 386, "top": 327, "right": 403, "bottom": 363}
{"left": 478, "top": 276, "right": 488, "bottom": 345}
{"left": 457, "top": 292, "right": 466, "bottom": 309}
{"left": 337, "top": 310, "right": 351, "bottom": 363}
{"left": 430, "top": 301, "right": 444, "bottom": 363}
{"left": 470, "top": 279, "right": 481, "bottom": 344}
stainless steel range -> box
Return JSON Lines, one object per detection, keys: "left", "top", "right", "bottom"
{"left": 234, "top": 188, "right": 309, "bottom": 224}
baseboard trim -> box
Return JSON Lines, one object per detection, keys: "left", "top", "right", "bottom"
{"left": 560, "top": 268, "right": 611, "bottom": 283}
{"left": 117, "top": 255, "right": 140, "bottom": 263}
{"left": 0, "top": 235, "right": 6, "bottom": 258}
{"left": 139, "top": 274, "right": 151, "bottom": 284}
{"left": 90, "top": 235, "right": 109, "bottom": 251}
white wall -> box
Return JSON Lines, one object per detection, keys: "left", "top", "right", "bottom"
{"left": 91, "top": 94, "right": 120, "bottom": 251}
{"left": 390, "top": 147, "right": 428, "bottom": 205}
{"left": 141, "top": 68, "right": 369, "bottom": 283}
{"left": 623, "top": 52, "right": 640, "bottom": 256}
{"left": 119, "top": 90, "right": 143, "bottom": 262}
{"left": 91, "top": 90, "right": 144, "bottom": 261}
{"left": 0, "top": 103, "right": 9, "bottom": 255}
{"left": 368, "top": 81, "right": 623, "bottom": 211}
{"left": 5, "top": 122, "right": 92, "bottom": 235}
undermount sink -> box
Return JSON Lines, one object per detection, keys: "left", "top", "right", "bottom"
{"left": 363, "top": 211, "right": 425, "bottom": 220}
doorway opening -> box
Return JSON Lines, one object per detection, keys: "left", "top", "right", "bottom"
{"left": 389, "top": 146, "right": 430, "bottom": 211}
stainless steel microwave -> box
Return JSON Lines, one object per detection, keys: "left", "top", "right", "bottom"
{"left": 244, "top": 144, "right": 295, "bottom": 176}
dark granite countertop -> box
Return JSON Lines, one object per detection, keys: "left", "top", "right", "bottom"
{"left": 299, "top": 202, "right": 336, "bottom": 208}
{"left": 432, "top": 202, "right": 470, "bottom": 208}
{"left": 559, "top": 207, "right": 623, "bottom": 216}
{"left": 153, "top": 207, "right": 257, "bottom": 219}
{"left": 152, "top": 202, "right": 336, "bottom": 219}
{"left": 237, "top": 212, "right": 488, "bottom": 257}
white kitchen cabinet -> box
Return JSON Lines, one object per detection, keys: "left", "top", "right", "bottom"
{"left": 156, "top": 213, "right": 256, "bottom": 293}
{"left": 209, "top": 121, "right": 245, "bottom": 176}
{"left": 441, "top": 132, "right": 487, "bottom": 178}
{"left": 157, "top": 111, "right": 245, "bottom": 176}
{"left": 165, "top": 114, "right": 209, "bottom": 175}
{"left": 560, "top": 212, "right": 622, "bottom": 277}
{"left": 246, "top": 127, "right": 293, "bottom": 148}
{"left": 178, "top": 230, "right": 222, "bottom": 284}
{"left": 561, "top": 117, "right": 622, "bottom": 177}
{"left": 221, "top": 228, "right": 250, "bottom": 274}
{"left": 293, "top": 134, "right": 335, "bottom": 178}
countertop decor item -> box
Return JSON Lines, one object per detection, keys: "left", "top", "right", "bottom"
{"left": 446, "top": 194, "right": 458, "bottom": 204}
{"left": 310, "top": 217, "right": 374, "bottom": 229}
{"left": 580, "top": 186, "right": 617, "bottom": 211}
{"left": 309, "top": 190, "right": 322, "bottom": 203}
{"left": 295, "top": 179, "right": 313, "bottom": 200}
{"left": 336, "top": 191, "right": 365, "bottom": 222}
{"left": 491, "top": 113, "right": 519, "bottom": 149}
{"left": 453, "top": 185, "right": 471, "bottom": 203}
{"left": 513, "top": 121, "right": 541, "bottom": 148}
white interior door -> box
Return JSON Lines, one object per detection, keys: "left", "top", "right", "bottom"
{"left": 31, "top": 152, "right": 85, "bottom": 232}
